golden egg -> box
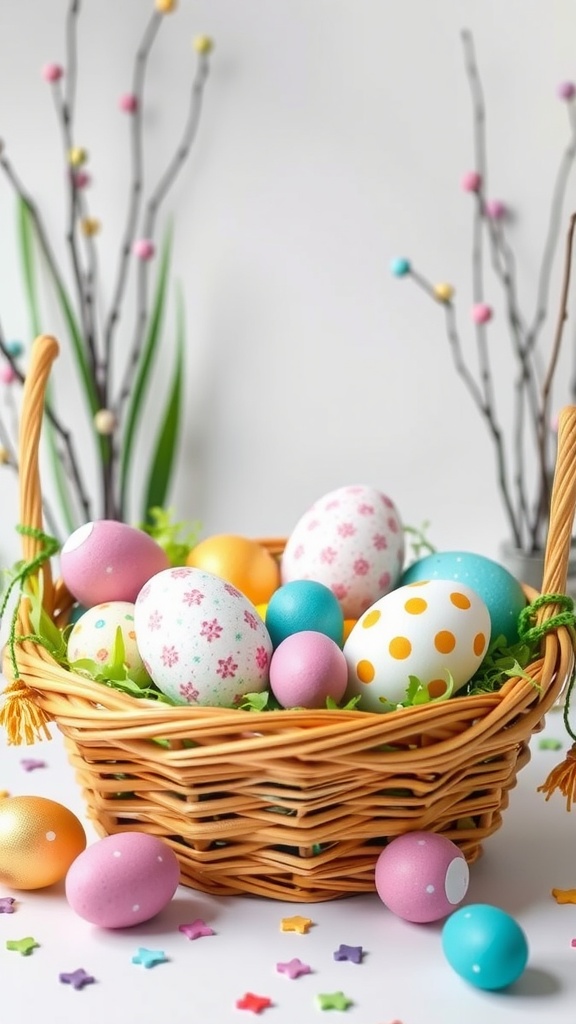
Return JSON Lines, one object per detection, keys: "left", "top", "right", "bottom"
{"left": 0, "top": 795, "right": 87, "bottom": 889}
{"left": 343, "top": 618, "right": 357, "bottom": 643}
{"left": 186, "top": 534, "right": 280, "bottom": 605}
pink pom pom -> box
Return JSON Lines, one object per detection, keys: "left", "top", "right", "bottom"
{"left": 71, "top": 170, "right": 91, "bottom": 189}
{"left": 485, "top": 198, "right": 506, "bottom": 220}
{"left": 119, "top": 93, "right": 138, "bottom": 114}
{"left": 0, "top": 364, "right": 17, "bottom": 385}
{"left": 133, "top": 239, "right": 155, "bottom": 261}
{"left": 471, "top": 303, "right": 493, "bottom": 325}
{"left": 461, "top": 170, "right": 482, "bottom": 193}
{"left": 42, "top": 63, "right": 64, "bottom": 83}
{"left": 557, "top": 81, "right": 576, "bottom": 101}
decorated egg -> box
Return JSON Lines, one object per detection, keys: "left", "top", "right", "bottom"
{"left": 401, "top": 550, "right": 526, "bottom": 645}
{"left": 442, "top": 904, "right": 529, "bottom": 989}
{"left": 0, "top": 796, "right": 86, "bottom": 889}
{"left": 134, "top": 567, "right": 272, "bottom": 706}
{"left": 65, "top": 831, "right": 180, "bottom": 928}
{"left": 281, "top": 484, "right": 405, "bottom": 618}
{"left": 186, "top": 534, "right": 280, "bottom": 605}
{"left": 61, "top": 520, "right": 170, "bottom": 607}
{"left": 67, "top": 601, "right": 151, "bottom": 686}
{"left": 265, "top": 579, "right": 344, "bottom": 649}
{"left": 269, "top": 631, "right": 348, "bottom": 708}
{"left": 375, "top": 831, "right": 469, "bottom": 922}
{"left": 343, "top": 579, "right": 491, "bottom": 710}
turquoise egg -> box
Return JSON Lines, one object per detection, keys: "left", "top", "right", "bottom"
{"left": 265, "top": 580, "right": 344, "bottom": 650}
{"left": 400, "top": 551, "right": 526, "bottom": 645}
{"left": 442, "top": 904, "right": 529, "bottom": 990}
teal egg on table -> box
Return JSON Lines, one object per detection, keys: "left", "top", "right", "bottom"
{"left": 400, "top": 551, "right": 527, "bottom": 645}
{"left": 442, "top": 903, "right": 529, "bottom": 990}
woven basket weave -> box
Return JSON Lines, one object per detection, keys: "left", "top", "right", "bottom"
{"left": 4, "top": 334, "right": 576, "bottom": 902}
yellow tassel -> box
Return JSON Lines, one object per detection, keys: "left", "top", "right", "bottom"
{"left": 538, "top": 743, "right": 576, "bottom": 809}
{"left": 0, "top": 680, "right": 52, "bottom": 746}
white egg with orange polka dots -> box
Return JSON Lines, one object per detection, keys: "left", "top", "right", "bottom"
{"left": 343, "top": 579, "right": 491, "bottom": 711}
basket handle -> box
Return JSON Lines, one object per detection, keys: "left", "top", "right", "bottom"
{"left": 18, "top": 334, "right": 60, "bottom": 606}
{"left": 541, "top": 405, "right": 576, "bottom": 599}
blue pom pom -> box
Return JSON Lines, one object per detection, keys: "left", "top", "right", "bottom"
{"left": 390, "top": 257, "right": 411, "bottom": 277}
{"left": 5, "top": 340, "right": 24, "bottom": 358}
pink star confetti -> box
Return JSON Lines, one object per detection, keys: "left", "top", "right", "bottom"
{"left": 0, "top": 898, "right": 16, "bottom": 914}
{"left": 276, "top": 957, "right": 312, "bottom": 980}
{"left": 178, "top": 918, "right": 215, "bottom": 940}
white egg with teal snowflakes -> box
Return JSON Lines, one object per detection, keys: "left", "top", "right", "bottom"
{"left": 343, "top": 579, "right": 491, "bottom": 711}
{"left": 134, "top": 567, "right": 272, "bottom": 706}
{"left": 67, "top": 601, "right": 151, "bottom": 686}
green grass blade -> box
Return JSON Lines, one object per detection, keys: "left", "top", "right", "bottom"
{"left": 17, "top": 198, "right": 76, "bottom": 533}
{"left": 141, "top": 282, "right": 184, "bottom": 520}
{"left": 120, "top": 222, "right": 173, "bottom": 513}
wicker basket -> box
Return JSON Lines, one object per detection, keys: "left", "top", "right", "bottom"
{"left": 3, "top": 334, "right": 576, "bottom": 903}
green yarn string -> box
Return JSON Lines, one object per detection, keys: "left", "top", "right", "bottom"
{"left": 518, "top": 592, "right": 576, "bottom": 743}
{"left": 0, "top": 526, "right": 60, "bottom": 682}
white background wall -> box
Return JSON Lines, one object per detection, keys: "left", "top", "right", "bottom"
{"left": 1, "top": 0, "right": 576, "bottom": 571}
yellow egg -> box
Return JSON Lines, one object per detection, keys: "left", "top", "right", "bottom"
{"left": 343, "top": 618, "right": 357, "bottom": 643}
{"left": 186, "top": 534, "right": 280, "bottom": 605}
{"left": 0, "top": 796, "right": 86, "bottom": 889}
{"left": 255, "top": 603, "right": 268, "bottom": 621}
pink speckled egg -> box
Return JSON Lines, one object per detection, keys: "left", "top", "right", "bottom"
{"left": 281, "top": 484, "right": 405, "bottom": 619}
{"left": 65, "top": 832, "right": 181, "bottom": 928}
{"left": 134, "top": 567, "right": 272, "bottom": 706}
{"left": 269, "top": 630, "right": 348, "bottom": 708}
{"left": 375, "top": 831, "right": 469, "bottom": 923}
{"left": 61, "top": 520, "right": 170, "bottom": 607}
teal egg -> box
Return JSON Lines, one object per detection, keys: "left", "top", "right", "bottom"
{"left": 265, "top": 580, "right": 344, "bottom": 649}
{"left": 442, "top": 904, "right": 529, "bottom": 990}
{"left": 400, "top": 551, "right": 526, "bottom": 645}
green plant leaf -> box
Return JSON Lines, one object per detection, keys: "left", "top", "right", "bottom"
{"left": 139, "top": 506, "right": 201, "bottom": 566}
{"left": 120, "top": 222, "right": 173, "bottom": 514}
{"left": 141, "top": 279, "right": 184, "bottom": 519}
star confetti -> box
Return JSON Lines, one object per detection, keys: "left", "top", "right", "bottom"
{"left": 552, "top": 888, "right": 576, "bottom": 904}
{"left": 6, "top": 936, "right": 39, "bottom": 956}
{"left": 333, "top": 943, "right": 364, "bottom": 964}
{"left": 0, "top": 897, "right": 16, "bottom": 914}
{"left": 20, "top": 758, "right": 47, "bottom": 772}
{"left": 276, "top": 957, "right": 312, "bottom": 980}
{"left": 131, "top": 947, "right": 168, "bottom": 968}
{"left": 235, "top": 992, "right": 273, "bottom": 1014}
{"left": 59, "top": 969, "right": 96, "bottom": 990}
{"left": 280, "top": 914, "right": 314, "bottom": 934}
{"left": 316, "top": 991, "right": 354, "bottom": 1012}
{"left": 178, "top": 918, "right": 215, "bottom": 940}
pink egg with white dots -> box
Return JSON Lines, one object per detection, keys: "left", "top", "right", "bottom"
{"left": 65, "top": 831, "right": 181, "bottom": 929}
{"left": 374, "top": 831, "right": 469, "bottom": 923}
{"left": 61, "top": 520, "right": 170, "bottom": 607}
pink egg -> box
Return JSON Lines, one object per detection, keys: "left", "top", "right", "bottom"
{"left": 61, "top": 520, "right": 170, "bottom": 607}
{"left": 65, "top": 831, "right": 181, "bottom": 928}
{"left": 374, "top": 831, "right": 469, "bottom": 923}
{"left": 269, "top": 630, "right": 348, "bottom": 708}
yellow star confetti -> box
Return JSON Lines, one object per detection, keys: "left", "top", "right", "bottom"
{"left": 280, "top": 915, "right": 313, "bottom": 934}
{"left": 552, "top": 887, "right": 576, "bottom": 904}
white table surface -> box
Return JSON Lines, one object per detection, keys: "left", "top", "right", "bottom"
{"left": 1, "top": 705, "right": 576, "bottom": 1024}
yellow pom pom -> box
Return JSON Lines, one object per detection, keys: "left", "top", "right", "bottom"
{"left": 155, "top": 0, "right": 177, "bottom": 12}
{"left": 193, "top": 35, "right": 214, "bottom": 55}
{"left": 68, "top": 146, "right": 88, "bottom": 167}
{"left": 94, "top": 409, "right": 117, "bottom": 435}
{"left": 433, "top": 283, "right": 455, "bottom": 303}
{"left": 80, "top": 217, "right": 101, "bottom": 237}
